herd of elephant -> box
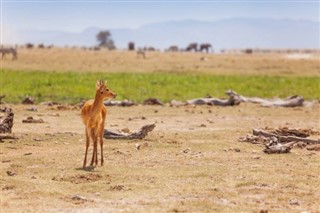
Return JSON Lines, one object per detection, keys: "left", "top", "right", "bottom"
{"left": 128, "top": 42, "right": 213, "bottom": 53}
{"left": 0, "top": 41, "right": 213, "bottom": 61}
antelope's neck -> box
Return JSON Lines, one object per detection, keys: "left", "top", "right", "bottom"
{"left": 89, "top": 93, "right": 104, "bottom": 118}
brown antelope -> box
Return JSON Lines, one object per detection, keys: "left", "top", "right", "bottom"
{"left": 81, "top": 80, "right": 116, "bottom": 168}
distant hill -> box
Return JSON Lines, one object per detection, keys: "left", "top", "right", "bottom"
{"left": 7, "top": 18, "right": 320, "bottom": 51}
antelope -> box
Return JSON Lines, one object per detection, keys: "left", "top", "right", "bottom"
{"left": 81, "top": 80, "right": 116, "bottom": 168}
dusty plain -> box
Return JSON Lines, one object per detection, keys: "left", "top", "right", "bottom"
{"left": 1, "top": 48, "right": 320, "bottom": 212}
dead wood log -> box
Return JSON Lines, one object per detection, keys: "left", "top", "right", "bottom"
{"left": 22, "top": 96, "right": 35, "bottom": 105}
{"left": 260, "top": 95, "right": 304, "bottom": 107}
{"left": 104, "top": 124, "right": 155, "bottom": 139}
{"left": 306, "top": 144, "right": 320, "bottom": 151}
{"left": 0, "top": 108, "right": 14, "bottom": 133}
{"left": 104, "top": 99, "right": 135, "bottom": 107}
{"left": 22, "top": 116, "right": 44, "bottom": 123}
{"left": 269, "top": 127, "right": 319, "bottom": 138}
{"left": 186, "top": 95, "right": 241, "bottom": 106}
{"left": 226, "top": 90, "right": 306, "bottom": 107}
{"left": 143, "top": 98, "right": 164, "bottom": 106}
{"left": 253, "top": 129, "right": 320, "bottom": 144}
{"left": 238, "top": 134, "right": 269, "bottom": 144}
{"left": 263, "top": 141, "right": 291, "bottom": 154}
{"left": 169, "top": 99, "right": 186, "bottom": 107}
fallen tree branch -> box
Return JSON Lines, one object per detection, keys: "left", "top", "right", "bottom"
{"left": 143, "top": 98, "right": 164, "bottom": 106}
{"left": 186, "top": 94, "right": 241, "bottom": 106}
{"left": 263, "top": 141, "right": 291, "bottom": 154}
{"left": 104, "top": 99, "right": 135, "bottom": 107}
{"left": 22, "top": 96, "right": 35, "bottom": 105}
{"left": 104, "top": 124, "right": 156, "bottom": 140}
{"left": 239, "top": 128, "right": 320, "bottom": 153}
{"left": 253, "top": 129, "right": 320, "bottom": 144}
{"left": 270, "top": 127, "right": 314, "bottom": 138}
{"left": 306, "top": 144, "right": 320, "bottom": 151}
{"left": 226, "top": 90, "right": 309, "bottom": 107}
{"left": 22, "top": 116, "right": 45, "bottom": 123}
{"left": 0, "top": 134, "right": 19, "bottom": 141}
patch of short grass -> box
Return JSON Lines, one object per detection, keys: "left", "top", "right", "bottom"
{"left": 1, "top": 69, "right": 319, "bottom": 103}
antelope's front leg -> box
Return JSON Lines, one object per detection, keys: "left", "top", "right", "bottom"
{"left": 83, "top": 128, "right": 90, "bottom": 168}
{"left": 90, "top": 138, "right": 98, "bottom": 167}
{"left": 99, "top": 135, "right": 104, "bottom": 166}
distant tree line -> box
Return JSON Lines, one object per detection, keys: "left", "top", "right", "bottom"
{"left": 96, "top": 31, "right": 115, "bottom": 50}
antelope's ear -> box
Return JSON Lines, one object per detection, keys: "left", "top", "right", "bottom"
{"left": 96, "top": 80, "right": 101, "bottom": 89}
{"left": 104, "top": 80, "right": 108, "bottom": 85}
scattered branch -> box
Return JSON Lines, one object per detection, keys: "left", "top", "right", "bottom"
{"left": 186, "top": 94, "right": 241, "bottom": 106}
{"left": 22, "top": 96, "right": 35, "bottom": 105}
{"left": 226, "top": 90, "right": 310, "bottom": 107}
{"left": 143, "top": 98, "right": 164, "bottom": 106}
{"left": 104, "top": 124, "right": 156, "bottom": 140}
{"left": 239, "top": 127, "right": 320, "bottom": 154}
{"left": 104, "top": 100, "right": 135, "bottom": 107}
{"left": 0, "top": 134, "right": 19, "bottom": 141}
{"left": 253, "top": 129, "right": 320, "bottom": 144}
{"left": 263, "top": 140, "right": 292, "bottom": 154}
{"left": 22, "top": 116, "right": 45, "bottom": 123}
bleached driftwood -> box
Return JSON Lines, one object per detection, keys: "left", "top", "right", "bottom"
{"left": 104, "top": 124, "right": 155, "bottom": 140}
{"left": 270, "top": 127, "right": 313, "bottom": 138}
{"left": 22, "top": 116, "right": 44, "bottom": 123}
{"left": 253, "top": 129, "right": 320, "bottom": 144}
{"left": 263, "top": 140, "right": 292, "bottom": 154}
{"left": 239, "top": 128, "right": 320, "bottom": 153}
{"left": 226, "top": 90, "right": 308, "bottom": 107}
{"left": 143, "top": 98, "right": 164, "bottom": 106}
{"left": 0, "top": 108, "right": 14, "bottom": 133}
{"left": 104, "top": 99, "right": 135, "bottom": 107}
{"left": 169, "top": 99, "right": 186, "bottom": 107}
{"left": 186, "top": 94, "right": 241, "bottom": 106}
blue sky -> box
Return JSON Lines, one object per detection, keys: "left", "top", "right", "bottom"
{"left": 2, "top": 1, "right": 319, "bottom": 32}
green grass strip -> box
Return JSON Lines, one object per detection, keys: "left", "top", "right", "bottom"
{"left": 1, "top": 70, "right": 319, "bottom": 104}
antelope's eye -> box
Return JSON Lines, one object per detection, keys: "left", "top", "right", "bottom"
{"left": 106, "top": 89, "right": 109, "bottom": 92}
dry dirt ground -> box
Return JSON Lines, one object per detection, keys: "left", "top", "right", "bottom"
{"left": 1, "top": 103, "right": 319, "bottom": 212}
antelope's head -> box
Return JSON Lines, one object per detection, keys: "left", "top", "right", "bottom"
{"left": 96, "top": 79, "right": 117, "bottom": 99}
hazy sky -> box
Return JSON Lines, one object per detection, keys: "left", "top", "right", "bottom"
{"left": 1, "top": 0, "right": 319, "bottom": 32}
